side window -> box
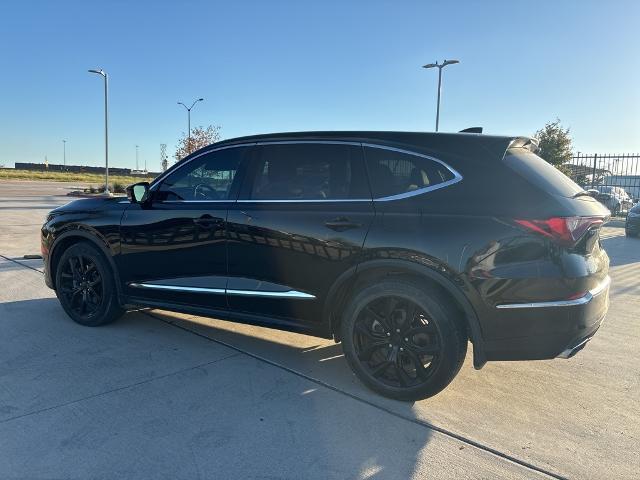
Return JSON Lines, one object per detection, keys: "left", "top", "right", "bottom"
{"left": 156, "top": 147, "right": 248, "bottom": 201}
{"left": 364, "top": 147, "right": 455, "bottom": 199}
{"left": 247, "top": 143, "right": 369, "bottom": 200}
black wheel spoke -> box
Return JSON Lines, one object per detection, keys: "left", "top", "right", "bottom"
{"left": 394, "top": 355, "right": 412, "bottom": 387}
{"left": 364, "top": 306, "right": 391, "bottom": 332}
{"left": 61, "top": 254, "right": 103, "bottom": 318}
{"left": 405, "top": 349, "right": 429, "bottom": 379}
{"left": 357, "top": 339, "right": 389, "bottom": 361}
{"left": 408, "top": 343, "right": 439, "bottom": 355}
{"left": 370, "top": 360, "right": 391, "bottom": 378}
{"left": 403, "top": 301, "right": 417, "bottom": 330}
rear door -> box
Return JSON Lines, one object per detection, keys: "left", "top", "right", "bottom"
{"left": 226, "top": 141, "right": 374, "bottom": 325}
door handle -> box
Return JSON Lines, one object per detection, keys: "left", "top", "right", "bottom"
{"left": 193, "top": 215, "right": 222, "bottom": 229}
{"left": 324, "top": 217, "right": 361, "bottom": 232}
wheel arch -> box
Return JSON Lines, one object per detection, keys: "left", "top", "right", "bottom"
{"left": 49, "top": 228, "right": 123, "bottom": 298}
{"left": 324, "top": 259, "right": 487, "bottom": 369}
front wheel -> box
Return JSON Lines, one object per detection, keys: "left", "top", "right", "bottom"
{"left": 55, "top": 242, "right": 124, "bottom": 326}
{"left": 340, "top": 280, "right": 467, "bottom": 401}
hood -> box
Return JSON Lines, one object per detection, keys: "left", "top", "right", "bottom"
{"left": 51, "top": 196, "right": 128, "bottom": 214}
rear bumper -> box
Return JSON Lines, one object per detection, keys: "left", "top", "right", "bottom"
{"left": 483, "top": 276, "right": 610, "bottom": 361}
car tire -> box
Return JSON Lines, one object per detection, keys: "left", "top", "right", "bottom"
{"left": 340, "top": 279, "right": 467, "bottom": 401}
{"left": 55, "top": 242, "right": 124, "bottom": 327}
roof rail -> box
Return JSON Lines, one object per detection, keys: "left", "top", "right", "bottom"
{"left": 459, "top": 127, "right": 483, "bottom": 133}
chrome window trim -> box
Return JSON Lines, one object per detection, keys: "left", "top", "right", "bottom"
{"left": 360, "top": 143, "right": 463, "bottom": 202}
{"left": 128, "top": 282, "right": 315, "bottom": 299}
{"left": 496, "top": 276, "right": 610, "bottom": 309}
{"left": 149, "top": 138, "right": 463, "bottom": 204}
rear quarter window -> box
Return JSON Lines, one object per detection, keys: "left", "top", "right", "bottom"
{"left": 504, "top": 148, "right": 583, "bottom": 197}
{"left": 363, "top": 146, "right": 456, "bottom": 199}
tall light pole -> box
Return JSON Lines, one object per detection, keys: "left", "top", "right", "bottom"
{"left": 62, "top": 140, "right": 66, "bottom": 167}
{"left": 88, "top": 68, "right": 110, "bottom": 195}
{"left": 422, "top": 59, "right": 459, "bottom": 132}
{"left": 135, "top": 144, "right": 139, "bottom": 170}
{"left": 178, "top": 98, "right": 204, "bottom": 154}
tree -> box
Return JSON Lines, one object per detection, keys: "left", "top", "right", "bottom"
{"left": 534, "top": 119, "right": 573, "bottom": 167}
{"left": 174, "top": 125, "right": 222, "bottom": 162}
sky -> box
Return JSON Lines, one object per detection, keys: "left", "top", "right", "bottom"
{"left": 0, "top": 0, "right": 638, "bottom": 172}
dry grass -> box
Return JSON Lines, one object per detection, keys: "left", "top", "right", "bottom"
{"left": 0, "top": 169, "right": 156, "bottom": 185}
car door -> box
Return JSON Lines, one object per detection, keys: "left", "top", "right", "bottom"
{"left": 226, "top": 141, "right": 374, "bottom": 326}
{"left": 118, "top": 145, "right": 251, "bottom": 310}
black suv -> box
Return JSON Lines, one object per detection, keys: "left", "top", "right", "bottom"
{"left": 42, "top": 131, "right": 611, "bottom": 400}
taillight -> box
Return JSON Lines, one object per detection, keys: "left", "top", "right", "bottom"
{"left": 514, "top": 216, "right": 604, "bottom": 247}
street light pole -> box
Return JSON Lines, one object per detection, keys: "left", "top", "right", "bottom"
{"left": 135, "top": 145, "right": 139, "bottom": 171}
{"left": 88, "top": 68, "right": 110, "bottom": 195}
{"left": 178, "top": 98, "right": 204, "bottom": 155}
{"left": 422, "top": 59, "right": 459, "bottom": 132}
{"left": 62, "top": 140, "right": 66, "bottom": 167}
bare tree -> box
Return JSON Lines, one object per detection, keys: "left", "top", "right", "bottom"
{"left": 174, "top": 125, "right": 222, "bottom": 162}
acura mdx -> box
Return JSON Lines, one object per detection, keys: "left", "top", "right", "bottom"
{"left": 41, "top": 131, "right": 611, "bottom": 400}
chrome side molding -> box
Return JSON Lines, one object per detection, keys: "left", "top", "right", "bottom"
{"left": 128, "top": 282, "right": 315, "bottom": 299}
{"left": 496, "top": 276, "right": 610, "bottom": 309}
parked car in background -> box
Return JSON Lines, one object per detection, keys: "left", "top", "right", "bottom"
{"left": 626, "top": 203, "right": 640, "bottom": 237}
{"left": 41, "top": 131, "right": 611, "bottom": 401}
{"left": 593, "top": 186, "right": 633, "bottom": 215}
{"left": 599, "top": 175, "right": 640, "bottom": 203}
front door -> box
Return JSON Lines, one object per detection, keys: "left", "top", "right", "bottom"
{"left": 226, "top": 141, "right": 374, "bottom": 325}
{"left": 118, "top": 145, "right": 251, "bottom": 310}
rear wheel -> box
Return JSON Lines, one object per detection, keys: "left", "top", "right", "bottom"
{"left": 55, "top": 242, "right": 124, "bottom": 326}
{"left": 340, "top": 279, "right": 467, "bottom": 401}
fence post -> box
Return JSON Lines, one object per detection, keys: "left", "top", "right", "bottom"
{"left": 590, "top": 153, "right": 598, "bottom": 188}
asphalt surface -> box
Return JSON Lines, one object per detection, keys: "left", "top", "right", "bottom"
{"left": 1, "top": 179, "right": 638, "bottom": 479}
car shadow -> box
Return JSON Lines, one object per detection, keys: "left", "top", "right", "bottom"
{"left": 0, "top": 297, "right": 434, "bottom": 478}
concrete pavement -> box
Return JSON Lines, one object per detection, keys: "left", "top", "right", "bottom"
{"left": 1, "top": 179, "right": 638, "bottom": 479}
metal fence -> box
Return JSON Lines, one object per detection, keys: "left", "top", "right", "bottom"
{"left": 565, "top": 153, "right": 640, "bottom": 201}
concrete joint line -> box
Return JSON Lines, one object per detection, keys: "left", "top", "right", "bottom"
{"left": 144, "top": 311, "right": 567, "bottom": 480}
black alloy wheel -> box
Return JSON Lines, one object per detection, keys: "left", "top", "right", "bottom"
{"left": 55, "top": 242, "right": 124, "bottom": 326}
{"left": 341, "top": 280, "right": 467, "bottom": 401}
{"left": 59, "top": 254, "right": 103, "bottom": 319}
{"left": 353, "top": 296, "right": 441, "bottom": 388}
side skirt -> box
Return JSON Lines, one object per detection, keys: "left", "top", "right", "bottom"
{"left": 123, "top": 296, "right": 333, "bottom": 339}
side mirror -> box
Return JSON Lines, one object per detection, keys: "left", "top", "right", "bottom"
{"left": 126, "top": 182, "right": 150, "bottom": 204}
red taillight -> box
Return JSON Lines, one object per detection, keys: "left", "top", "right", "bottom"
{"left": 515, "top": 216, "right": 604, "bottom": 246}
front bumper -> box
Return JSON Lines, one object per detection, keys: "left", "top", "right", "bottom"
{"left": 483, "top": 276, "right": 611, "bottom": 361}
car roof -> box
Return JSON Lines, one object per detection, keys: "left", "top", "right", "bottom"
{"left": 182, "top": 130, "right": 535, "bottom": 167}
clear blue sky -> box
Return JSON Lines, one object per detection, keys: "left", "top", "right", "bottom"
{"left": 1, "top": 0, "right": 638, "bottom": 171}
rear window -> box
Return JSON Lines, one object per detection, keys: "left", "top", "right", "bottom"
{"left": 504, "top": 149, "right": 583, "bottom": 197}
